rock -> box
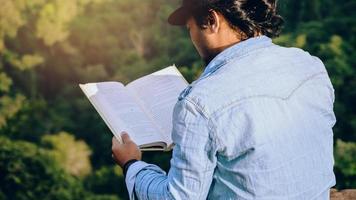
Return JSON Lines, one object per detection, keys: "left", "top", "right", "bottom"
{"left": 330, "top": 188, "right": 356, "bottom": 200}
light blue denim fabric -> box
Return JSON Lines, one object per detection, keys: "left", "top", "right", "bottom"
{"left": 125, "top": 35, "right": 336, "bottom": 200}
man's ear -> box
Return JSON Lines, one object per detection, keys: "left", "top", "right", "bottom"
{"left": 206, "top": 9, "right": 220, "bottom": 33}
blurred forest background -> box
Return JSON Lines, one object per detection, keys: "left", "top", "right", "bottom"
{"left": 0, "top": 0, "right": 355, "bottom": 199}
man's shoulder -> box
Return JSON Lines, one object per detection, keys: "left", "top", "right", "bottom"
{"left": 178, "top": 44, "right": 329, "bottom": 117}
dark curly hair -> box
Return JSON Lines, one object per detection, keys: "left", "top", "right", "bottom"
{"left": 193, "top": 0, "right": 284, "bottom": 39}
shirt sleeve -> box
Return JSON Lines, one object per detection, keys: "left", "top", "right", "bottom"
{"left": 125, "top": 98, "right": 218, "bottom": 200}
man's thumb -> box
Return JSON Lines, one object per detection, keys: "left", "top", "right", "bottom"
{"left": 121, "top": 132, "right": 131, "bottom": 143}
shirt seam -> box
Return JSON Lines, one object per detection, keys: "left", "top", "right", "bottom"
{"left": 194, "top": 44, "right": 274, "bottom": 85}
{"left": 184, "top": 97, "right": 221, "bottom": 160}
{"left": 210, "top": 71, "right": 328, "bottom": 119}
{"left": 177, "top": 97, "right": 219, "bottom": 199}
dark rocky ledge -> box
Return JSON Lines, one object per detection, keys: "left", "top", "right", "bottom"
{"left": 330, "top": 189, "right": 356, "bottom": 200}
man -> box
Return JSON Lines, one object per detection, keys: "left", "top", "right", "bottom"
{"left": 112, "top": 0, "right": 337, "bottom": 199}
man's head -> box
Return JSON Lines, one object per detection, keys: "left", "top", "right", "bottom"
{"left": 168, "top": 0, "right": 284, "bottom": 65}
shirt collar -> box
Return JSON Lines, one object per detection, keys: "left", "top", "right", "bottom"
{"left": 194, "top": 35, "right": 273, "bottom": 83}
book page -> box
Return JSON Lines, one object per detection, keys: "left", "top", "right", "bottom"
{"left": 80, "top": 82, "right": 163, "bottom": 146}
{"left": 126, "top": 66, "right": 189, "bottom": 146}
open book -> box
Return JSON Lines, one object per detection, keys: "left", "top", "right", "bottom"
{"left": 79, "top": 65, "right": 188, "bottom": 151}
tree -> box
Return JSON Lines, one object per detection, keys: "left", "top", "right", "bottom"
{"left": 0, "top": 136, "right": 121, "bottom": 200}
{"left": 0, "top": 136, "right": 83, "bottom": 200}
{"left": 334, "top": 139, "right": 356, "bottom": 188}
{"left": 84, "top": 166, "right": 127, "bottom": 199}
{"left": 41, "top": 132, "right": 92, "bottom": 177}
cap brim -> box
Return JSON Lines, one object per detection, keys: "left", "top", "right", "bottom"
{"left": 168, "top": 7, "right": 191, "bottom": 26}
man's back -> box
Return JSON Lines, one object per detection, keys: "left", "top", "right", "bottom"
{"left": 118, "top": 36, "right": 336, "bottom": 200}
{"left": 181, "top": 36, "right": 336, "bottom": 199}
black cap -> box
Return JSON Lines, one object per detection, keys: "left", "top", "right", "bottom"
{"left": 168, "top": 0, "right": 204, "bottom": 26}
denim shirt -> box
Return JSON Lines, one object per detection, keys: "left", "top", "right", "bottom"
{"left": 125, "top": 35, "right": 336, "bottom": 200}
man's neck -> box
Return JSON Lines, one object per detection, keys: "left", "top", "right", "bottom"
{"left": 203, "top": 40, "right": 243, "bottom": 66}
{"left": 203, "top": 34, "right": 263, "bottom": 66}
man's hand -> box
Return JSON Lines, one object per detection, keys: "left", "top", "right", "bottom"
{"left": 112, "top": 132, "right": 142, "bottom": 168}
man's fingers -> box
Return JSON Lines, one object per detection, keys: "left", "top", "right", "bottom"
{"left": 121, "top": 132, "right": 132, "bottom": 143}
{"left": 112, "top": 136, "right": 118, "bottom": 144}
{"left": 112, "top": 136, "right": 122, "bottom": 148}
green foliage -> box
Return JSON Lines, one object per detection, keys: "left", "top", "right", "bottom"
{"left": 335, "top": 140, "right": 356, "bottom": 176}
{"left": 0, "top": 0, "right": 25, "bottom": 53}
{"left": 0, "top": 94, "right": 25, "bottom": 128}
{"left": 41, "top": 132, "right": 92, "bottom": 177}
{"left": 0, "top": 136, "right": 121, "bottom": 200}
{"left": 0, "top": 136, "right": 84, "bottom": 200}
{"left": 334, "top": 140, "right": 356, "bottom": 188}
{"left": 9, "top": 54, "right": 44, "bottom": 71}
{"left": 84, "top": 166, "right": 127, "bottom": 199}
